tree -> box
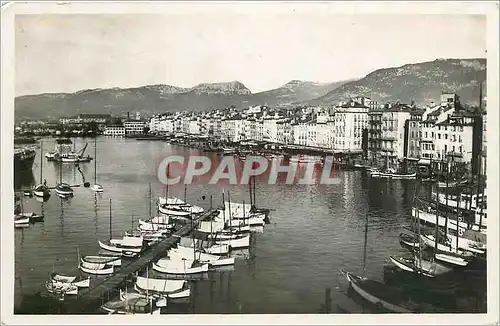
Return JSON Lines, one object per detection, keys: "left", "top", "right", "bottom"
{"left": 143, "top": 126, "right": 150, "bottom": 135}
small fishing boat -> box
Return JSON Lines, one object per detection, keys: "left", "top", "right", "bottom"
{"left": 98, "top": 236, "right": 144, "bottom": 254}
{"left": 340, "top": 270, "right": 412, "bottom": 313}
{"left": 389, "top": 255, "right": 453, "bottom": 278}
{"left": 229, "top": 217, "right": 265, "bottom": 226}
{"left": 204, "top": 244, "right": 230, "bottom": 255}
{"left": 434, "top": 253, "right": 469, "bottom": 267}
{"left": 33, "top": 184, "right": 51, "bottom": 199}
{"left": 215, "top": 234, "right": 250, "bottom": 249}
{"left": 153, "top": 258, "right": 209, "bottom": 275}
{"left": 138, "top": 219, "right": 172, "bottom": 231}
{"left": 51, "top": 273, "right": 77, "bottom": 284}
{"left": 45, "top": 281, "right": 78, "bottom": 295}
{"left": 119, "top": 289, "right": 167, "bottom": 307}
{"left": 55, "top": 183, "right": 74, "bottom": 197}
{"left": 134, "top": 276, "right": 186, "bottom": 294}
{"left": 158, "top": 204, "right": 191, "bottom": 217}
{"left": 79, "top": 262, "right": 115, "bottom": 275}
{"left": 420, "top": 233, "right": 473, "bottom": 255}
{"left": 50, "top": 273, "right": 91, "bottom": 288}
{"left": 374, "top": 169, "right": 417, "bottom": 180}
{"left": 158, "top": 197, "right": 204, "bottom": 214}
{"left": 14, "top": 215, "right": 30, "bottom": 227}
{"left": 81, "top": 255, "right": 122, "bottom": 266}
{"left": 399, "top": 232, "right": 419, "bottom": 248}
{"left": 100, "top": 297, "right": 161, "bottom": 315}
{"left": 169, "top": 247, "right": 235, "bottom": 267}
{"left": 33, "top": 141, "right": 51, "bottom": 198}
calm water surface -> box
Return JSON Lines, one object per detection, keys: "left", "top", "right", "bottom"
{"left": 14, "top": 137, "right": 443, "bottom": 313}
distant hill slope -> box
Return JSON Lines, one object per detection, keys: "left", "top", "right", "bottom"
{"left": 14, "top": 79, "right": 349, "bottom": 120}
{"left": 250, "top": 80, "right": 352, "bottom": 106}
{"left": 15, "top": 58, "right": 486, "bottom": 120}
{"left": 306, "top": 59, "right": 486, "bottom": 107}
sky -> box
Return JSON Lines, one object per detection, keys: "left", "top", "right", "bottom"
{"left": 15, "top": 13, "right": 486, "bottom": 96}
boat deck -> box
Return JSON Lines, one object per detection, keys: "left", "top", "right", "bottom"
{"left": 73, "top": 209, "right": 218, "bottom": 307}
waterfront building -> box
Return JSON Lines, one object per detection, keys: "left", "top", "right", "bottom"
{"left": 434, "top": 112, "right": 475, "bottom": 165}
{"left": 333, "top": 100, "right": 369, "bottom": 153}
{"left": 407, "top": 109, "right": 425, "bottom": 160}
{"left": 123, "top": 120, "right": 146, "bottom": 135}
{"left": 367, "top": 104, "right": 411, "bottom": 167}
{"left": 103, "top": 125, "right": 125, "bottom": 136}
{"left": 188, "top": 118, "right": 202, "bottom": 135}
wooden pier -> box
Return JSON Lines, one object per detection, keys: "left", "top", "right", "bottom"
{"left": 65, "top": 209, "right": 218, "bottom": 313}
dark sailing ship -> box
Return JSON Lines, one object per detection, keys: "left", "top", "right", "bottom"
{"left": 14, "top": 147, "right": 36, "bottom": 172}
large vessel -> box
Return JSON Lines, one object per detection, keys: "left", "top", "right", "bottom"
{"left": 14, "top": 147, "right": 36, "bottom": 172}
{"left": 46, "top": 138, "right": 92, "bottom": 163}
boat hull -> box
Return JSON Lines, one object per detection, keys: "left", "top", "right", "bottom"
{"left": 342, "top": 271, "right": 411, "bottom": 313}
{"left": 79, "top": 263, "right": 115, "bottom": 275}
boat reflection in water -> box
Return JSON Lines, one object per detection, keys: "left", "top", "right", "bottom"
{"left": 14, "top": 170, "right": 35, "bottom": 191}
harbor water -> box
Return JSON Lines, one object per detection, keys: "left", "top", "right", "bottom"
{"left": 14, "top": 137, "right": 485, "bottom": 313}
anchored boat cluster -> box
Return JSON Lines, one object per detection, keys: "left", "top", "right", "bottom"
{"left": 43, "top": 184, "right": 270, "bottom": 315}
{"left": 341, "top": 165, "right": 487, "bottom": 313}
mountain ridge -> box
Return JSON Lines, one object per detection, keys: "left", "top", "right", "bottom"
{"left": 15, "top": 58, "right": 487, "bottom": 120}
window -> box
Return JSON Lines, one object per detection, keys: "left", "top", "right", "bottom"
{"left": 411, "top": 131, "right": 415, "bottom": 138}
{"left": 459, "top": 146, "right": 462, "bottom": 153}
{"left": 459, "top": 135, "right": 462, "bottom": 143}
{"left": 444, "top": 145, "right": 447, "bottom": 152}
{"left": 438, "top": 134, "right": 441, "bottom": 139}
{"left": 431, "top": 132, "right": 434, "bottom": 138}
{"left": 445, "top": 134, "right": 448, "bottom": 140}
{"left": 425, "top": 132, "right": 428, "bottom": 138}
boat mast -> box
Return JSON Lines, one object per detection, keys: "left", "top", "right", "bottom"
{"left": 191, "top": 207, "right": 196, "bottom": 262}
{"left": 148, "top": 183, "right": 152, "bottom": 218}
{"left": 362, "top": 206, "right": 368, "bottom": 277}
{"left": 433, "top": 182, "right": 440, "bottom": 260}
{"left": 94, "top": 136, "right": 97, "bottom": 185}
{"left": 479, "top": 158, "right": 486, "bottom": 228}
{"left": 109, "top": 198, "right": 112, "bottom": 240}
{"left": 253, "top": 176, "right": 256, "bottom": 208}
{"left": 165, "top": 164, "right": 169, "bottom": 201}
{"left": 221, "top": 192, "right": 225, "bottom": 243}
{"left": 242, "top": 200, "right": 245, "bottom": 231}
{"left": 248, "top": 178, "right": 253, "bottom": 207}
{"left": 444, "top": 161, "right": 449, "bottom": 239}
{"left": 416, "top": 203, "right": 423, "bottom": 270}
{"left": 456, "top": 183, "right": 461, "bottom": 250}
{"left": 40, "top": 140, "right": 43, "bottom": 183}
{"left": 227, "top": 191, "right": 232, "bottom": 235}
{"left": 184, "top": 184, "right": 187, "bottom": 203}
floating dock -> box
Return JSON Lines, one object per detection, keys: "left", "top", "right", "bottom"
{"left": 63, "top": 209, "right": 218, "bottom": 313}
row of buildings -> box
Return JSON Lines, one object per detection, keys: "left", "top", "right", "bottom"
{"left": 142, "top": 92, "right": 485, "bottom": 172}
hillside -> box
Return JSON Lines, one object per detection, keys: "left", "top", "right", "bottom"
{"left": 15, "top": 58, "right": 487, "bottom": 120}
{"left": 251, "top": 80, "right": 351, "bottom": 106}
{"left": 306, "top": 59, "right": 486, "bottom": 107}
{"left": 14, "top": 79, "right": 348, "bottom": 120}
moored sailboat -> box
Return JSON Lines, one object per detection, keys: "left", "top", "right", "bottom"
{"left": 90, "top": 136, "right": 104, "bottom": 192}
{"left": 33, "top": 140, "right": 51, "bottom": 199}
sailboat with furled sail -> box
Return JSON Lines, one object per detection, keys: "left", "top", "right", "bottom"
{"left": 33, "top": 140, "right": 51, "bottom": 199}
{"left": 90, "top": 136, "right": 104, "bottom": 192}
{"left": 55, "top": 160, "right": 74, "bottom": 198}
{"left": 389, "top": 182, "right": 453, "bottom": 277}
